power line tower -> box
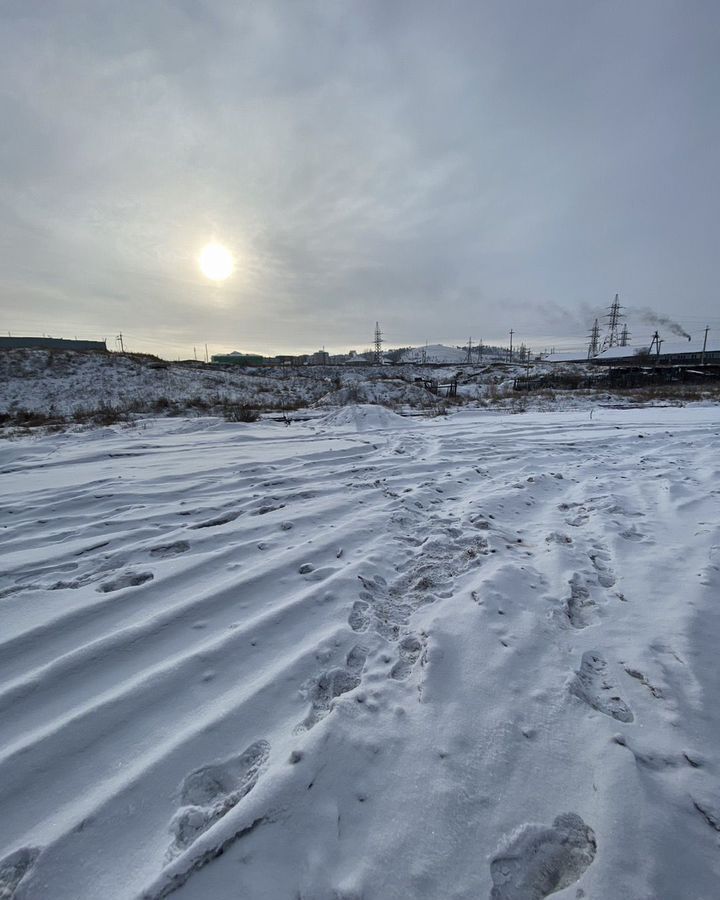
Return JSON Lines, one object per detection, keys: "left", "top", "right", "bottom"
{"left": 373, "top": 321, "right": 383, "bottom": 364}
{"left": 466, "top": 337, "right": 473, "bottom": 364}
{"left": 587, "top": 318, "right": 600, "bottom": 359}
{"left": 620, "top": 323, "right": 631, "bottom": 346}
{"left": 602, "top": 294, "right": 624, "bottom": 349}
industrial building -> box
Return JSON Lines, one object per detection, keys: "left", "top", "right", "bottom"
{"left": 0, "top": 336, "right": 107, "bottom": 352}
{"left": 545, "top": 336, "right": 719, "bottom": 367}
{"left": 591, "top": 337, "right": 720, "bottom": 367}
{"left": 211, "top": 351, "right": 266, "bottom": 366}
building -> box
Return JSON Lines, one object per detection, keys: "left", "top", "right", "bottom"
{"left": 543, "top": 350, "right": 592, "bottom": 364}
{"left": 0, "top": 336, "right": 107, "bottom": 352}
{"left": 211, "top": 351, "right": 266, "bottom": 366}
{"left": 591, "top": 337, "right": 720, "bottom": 367}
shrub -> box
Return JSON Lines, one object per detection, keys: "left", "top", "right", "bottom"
{"left": 222, "top": 402, "right": 260, "bottom": 422}
{"left": 90, "top": 403, "right": 127, "bottom": 425}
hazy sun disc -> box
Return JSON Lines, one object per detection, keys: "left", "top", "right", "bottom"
{"left": 199, "top": 243, "right": 234, "bottom": 281}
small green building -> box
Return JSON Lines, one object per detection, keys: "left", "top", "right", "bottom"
{"left": 211, "top": 351, "right": 266, "bottom": 366}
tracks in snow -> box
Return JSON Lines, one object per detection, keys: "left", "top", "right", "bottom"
{"left": 1, "top": 412, "right": 719, "bottom": 898}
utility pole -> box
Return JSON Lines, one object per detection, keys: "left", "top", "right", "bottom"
{"left": 508, "top": 329, "right": 514, "bottom": 363}
{"left": 205, "top": 344, "right": 209, "bottom": 363}
{"left": 478, "top": 338, "right": 484, "bottom": 364}
{"left": 193, "top": 346, "right": 197, "bottom": 361}
{"left": 373, "top": 321, "right": 383, "bottom": 364}
{"left": 649, "top": 330, "right": 663, "bottom": 358}
{"left": 701, "top": 326, "right": 709, "bottom": 366}
{"left": 116, "top": 332, "right": 124, "bottom": 353}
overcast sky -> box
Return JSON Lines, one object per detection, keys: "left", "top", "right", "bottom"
{"left": 1, "top": 1, "right": 718, "bottom": 357}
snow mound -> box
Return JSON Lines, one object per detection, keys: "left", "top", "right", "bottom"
{"left": 401, "top": 343, "right": 468, "bottom": 363}
{"left": 317, "top": 403, "right": 409, "bottom": 431}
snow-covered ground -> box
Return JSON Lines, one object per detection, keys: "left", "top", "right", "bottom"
{"left": 0, "top": 348, "right": 594, "bottom": 424}
{"left": 1, "top": 406, "right": 719, "bottom": 899}
{"left": 0, "top": 350, "right": 470, "bottom": 420}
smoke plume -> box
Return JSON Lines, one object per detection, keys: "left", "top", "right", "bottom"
{"left": 636, "top": 308, "right": 691, "bottom": 341}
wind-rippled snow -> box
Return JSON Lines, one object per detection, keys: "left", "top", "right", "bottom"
{"left": 1, "top": 407, "right": 719, "bottom": 899}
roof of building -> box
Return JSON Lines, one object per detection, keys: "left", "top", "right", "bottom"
{"left": 543, "top": 351, "right": 590, "bottom": 363}
{"left": 593, "top": 336, "right": 720, "bottom": 361}
{"left": 0, "top": 336, "right": 107, "bottom": 351}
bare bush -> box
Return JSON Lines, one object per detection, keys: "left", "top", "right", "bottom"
{"left": 222, "top": 402, "right": 261, "bottom": 422}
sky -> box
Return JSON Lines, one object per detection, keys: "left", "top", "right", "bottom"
{"left": 1, "top": 0, "right": 719, "bottom": 359}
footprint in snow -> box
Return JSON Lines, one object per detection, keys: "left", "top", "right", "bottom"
{"left": 571, "top": 651, "right": 633, "bottom": 722}
{"left": 588, "top": 547, "right": 616, "bottom": 588}
{"left": 390, "top": 634, "right": 425, "bottom": 681}
{"left": 298, "top": 645, "right": 367, "bottom": 731}
{"left": 348, "top": 599, "right": 371, "bottom": 632}
{"left": 96, "top": 571, "right": 154, "bottom": 593}
{"left": 490, "top": 813, "right": 596, "bottom": 899}
{"left": 150, "top": 540, "right": 190, "bottom": 558}
{"left": 563, "top": 574, "right": 595, "bottom": 629}
{"left": 545, "top": 532, "right": 572, "bottom": 545}
{"left": 167, "top": 740, "right": 270, "bottom": 859}
{"left": 190, "top": 511, "right": 240, "bottom": 529}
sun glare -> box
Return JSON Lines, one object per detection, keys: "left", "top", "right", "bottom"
{"left": 199, "top": 243, "right": 234, "bottom": 281}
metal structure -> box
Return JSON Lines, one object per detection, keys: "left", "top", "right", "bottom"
{"left": 648, "top": 331, "right": 663, "bottom": 357}
{"left": 601, "top": 294, "right": 625, "bottom": 349}
{"left": 373, "top": 322, "right": 383, "bottom": 364}
{"left": 587, "top": 319, "right": 600, "bottom": 359}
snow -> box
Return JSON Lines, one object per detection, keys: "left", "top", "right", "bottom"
{"left": 1, "top": 406, "right": 720, "bottom": 899}
{"left": 0, "top": 350, "right": 330, "bottom": 417}
{"left": 0, "top": 351, "right": 451, "bottom": 419}
{"left": 400, "top": 344, "right": 471, "bottom": 363}
{"left": 595, "top": 337, "right": 720, "bottom": 360}
{"left": 316, "top": 404, "right": 411, "bottom": 431}
{"left": 544, "top": 351, "right": 590, "bottom": 363}
{"left": 315, "top": 380, "right": 437, "bottom": 410}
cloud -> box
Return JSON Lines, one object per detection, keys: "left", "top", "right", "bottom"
{"left": 1, "top": 0, "right": 719, "bottom": 356}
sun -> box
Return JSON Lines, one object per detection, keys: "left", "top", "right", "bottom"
{"left": 199, "top": 243, "right": 234, "bottom": 281}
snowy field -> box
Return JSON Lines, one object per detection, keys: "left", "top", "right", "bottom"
{"left": 1, "top": 405, "right": 719, "bottom": 899}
